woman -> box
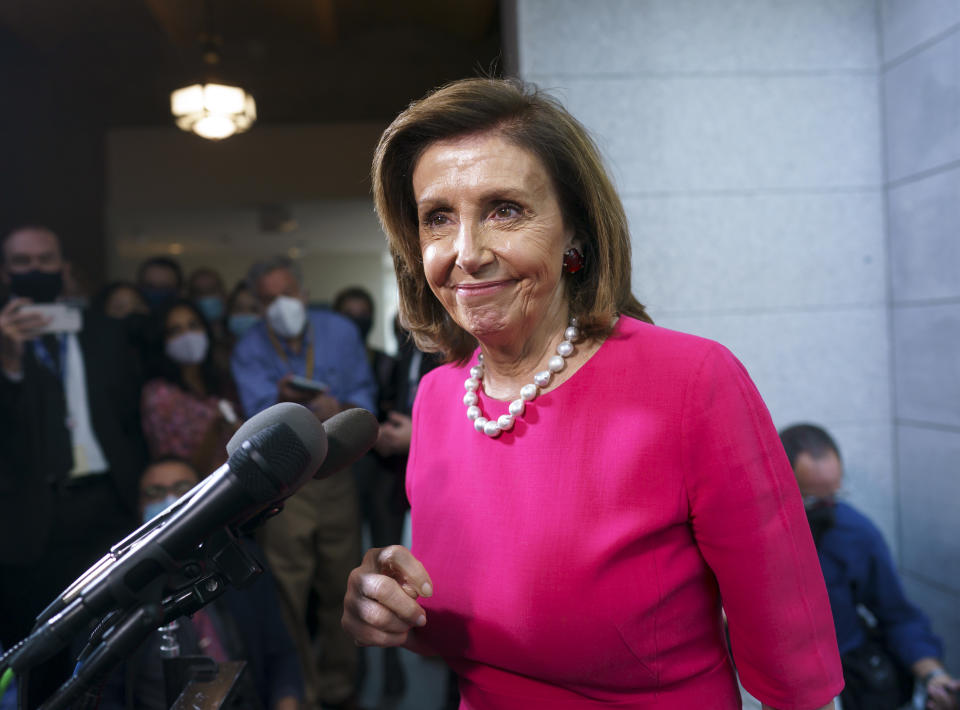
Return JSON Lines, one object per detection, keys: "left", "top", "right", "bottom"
{"left": 141, "top": 299, "right": 240, "bottom": 473}
{"left": 92, "top": 281, "right": 149, "bottom": 320}
{"left": 342, "top": 78, "right": 843, "bottom": 710}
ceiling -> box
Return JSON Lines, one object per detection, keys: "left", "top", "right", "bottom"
{"left": 0, "top": 0, "right": 503, "bottom": 126}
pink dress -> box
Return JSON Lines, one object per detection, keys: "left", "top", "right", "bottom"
{"left": 407, "top": 317, "right": 842, "bottom": 710}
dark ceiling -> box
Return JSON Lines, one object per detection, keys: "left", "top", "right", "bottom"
{"left": 0, "top": 0, "right": 503, "bottom": 127}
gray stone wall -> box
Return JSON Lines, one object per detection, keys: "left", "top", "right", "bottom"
{"left": 881, "top": 0, "right": 960, "bottom": 666}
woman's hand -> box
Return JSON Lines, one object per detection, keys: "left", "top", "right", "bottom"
{"left": 342, "top": 545, "right": 433, "bottom": 648}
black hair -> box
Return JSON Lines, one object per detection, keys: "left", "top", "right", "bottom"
{"left": 137, "top": 256, "right": 184, "bottom": 290}
{"left": 91, "top": 280, "right": 145, "bottom": 315}
{"left": 333, "top": 286, "right": 375, "bottom": 316}
{"left": 778, "top": 423, "right": 841, "bottom": 468}
{"left": 145, "top": 454, "right": 199, "bottom": 475}
{"left": 1, "top": 225, "right": 63, "bottom": 265}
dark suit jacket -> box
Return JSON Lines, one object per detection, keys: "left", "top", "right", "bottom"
{"left": 0, "top": 309, "right": 146, "bottom": 564}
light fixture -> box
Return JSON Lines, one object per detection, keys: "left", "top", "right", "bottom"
{"left": 171, "top": 82, "right": 256, "bottom": 140}
{"left": 170, "top": 4, "right": 256, "bottom": 141}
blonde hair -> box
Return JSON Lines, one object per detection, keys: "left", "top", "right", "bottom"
{"left": 373, "top": 77, "right": 652, "bottom": 363}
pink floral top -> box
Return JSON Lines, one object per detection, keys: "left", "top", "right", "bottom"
{"left": 141, "top": 379, "right": 231, "bottom": 467}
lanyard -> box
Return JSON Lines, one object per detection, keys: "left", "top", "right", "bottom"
{"left": 32, "top": 334, "right": 67, "bottom": 380}
{"left": 267, "top": 324, "right": 315, "bottom": 380}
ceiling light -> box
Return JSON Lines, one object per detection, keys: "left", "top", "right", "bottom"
{"left": 170, "top": 82, "right": 256, "bottom": 140}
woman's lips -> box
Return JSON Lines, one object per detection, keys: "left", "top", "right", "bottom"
{"left": 453, "top": 280, "right": 514, "bottom": 299}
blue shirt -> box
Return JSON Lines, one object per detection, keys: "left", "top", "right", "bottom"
{"left": 819, "top": 501, "right": 941, "bottom": 666}
{"left": 231, "top": 308, "right": 376, "bottom": 417}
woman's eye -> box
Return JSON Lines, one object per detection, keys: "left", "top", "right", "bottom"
{"left": 492, "top": 203, "right": 521, "bottom": 219}
{"left": 423, "top": 212, "right": 448, "bottom": 227}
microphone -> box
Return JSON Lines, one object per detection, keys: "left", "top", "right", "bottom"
{"left": 13, "top": 404, "right": 376, "bottom": 674}
{"left": 227, "top": 404, "right": 379, "bottom": 479}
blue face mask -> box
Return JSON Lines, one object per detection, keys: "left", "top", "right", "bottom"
{"left": 142, "top": 495, "right": 179, "bottom": 525}
{"left": 228, "top": 313, "right": 261, "bottom": 337}
{"left": 195, "top": 296, "right": 225, "bottom": 323}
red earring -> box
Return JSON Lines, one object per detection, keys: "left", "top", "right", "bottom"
{"left": 562, "top": 248, "right": 585, "bottom": 274}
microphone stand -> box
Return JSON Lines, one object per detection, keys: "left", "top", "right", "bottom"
{"left": 30, "top": 529, "right": 263, "bottom": 710}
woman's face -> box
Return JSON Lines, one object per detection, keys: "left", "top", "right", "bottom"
{"left": 105, "top": 286, "right": 148, "bottom": 319}
{"left": 164, "top": 304, "right": 205, "bottom": 343}
{"left": 412, "top": 131, "right": 576, "bottom": 349}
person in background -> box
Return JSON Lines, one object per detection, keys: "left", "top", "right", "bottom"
{"left": 90, "top": 281, "right": 154, "bottom": 377}
{"left": 141, "top": 299, "right": 241, "bottom": 475}
{"left": 332, "top": 287, "right": 405, "bottom": 702}
{"left": 99, "top": 457, "right": 304, "bottom": 710}
{"left": 186, "top": 267, "right": 228, "bottom": 328}
{"left": 186, "top": 266, "right": 231, "bottom": 381}
{"left": 0, "top": 226, "right": 146, "bottom": 707}
{"left": 93, "top": 281, "right": 149, "bottom": 321}
{"left": 373, "top": 315, "right": 442, "bottom": 466}
{"left": 224, "top": 281, "right": 261, "bottom": 340}
{"left": 219, "top": 280, "right": 261, "bottom": 381}
{"left": 231, "top": 256, "right": 376, "bottom": 710}
{"left": 779, "top": 424, "right": 959, "bottom": 710}
{"left": 342, "top": 78, "right": 843, "bottom": 710}
{"left": 137, "top": 256, "right": 183, "bottom": 315}
{"left": 332, "top": 288, "right": 400, "bottom": 538}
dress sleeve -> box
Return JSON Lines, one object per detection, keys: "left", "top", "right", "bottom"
{"left": 681, "top": 343, "right": 843, "bottom": 710}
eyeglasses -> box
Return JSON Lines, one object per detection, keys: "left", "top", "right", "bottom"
{"left": 140, "top": 480, "right": 195, "bottom": 501}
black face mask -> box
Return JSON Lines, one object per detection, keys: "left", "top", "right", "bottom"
{"left": 805, "top": 501, "right": 836, "bottom": 547}
{"left": 349, "top": 315, "right": 373, "bottom": 342}
{"left": 8, "top": 269, "right": 63, "bottom": 303}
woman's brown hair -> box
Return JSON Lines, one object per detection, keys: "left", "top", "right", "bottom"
{"left": 373, "top": 77, "right": 652, "bottom": 363}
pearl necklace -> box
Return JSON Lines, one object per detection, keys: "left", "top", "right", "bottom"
{"left": 463, "top": 318, "right": 581, "bottom": 438}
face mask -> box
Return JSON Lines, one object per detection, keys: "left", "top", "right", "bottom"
{"left": 228, "top": 313, "right": 261, "bottom": 337}
{"left": 141, "top": 287, "right": 178, "bottom": 313}
{"left": 9, "top": 269, "right": 63, "bottom": 303}
{"left": 143, "top": 495, "right": 179, "bottom": 524}
{"left": 348, "top": 315, "right": 373, "bottom": 342}
{"left": 195, "top": 296, "right": 224, "bottom": 323}
{"left": 804, "top": 499, "right": 836, "bottom": 547}
{"left": 165, "top": 331, "right": 209, "bottom": 365}
{"left": 266, "top": 296, "right": 307, "bottom": 339}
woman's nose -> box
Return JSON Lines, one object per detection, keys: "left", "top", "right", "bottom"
{"left": 454, "top": 221, "right": 492, "bottom": 274}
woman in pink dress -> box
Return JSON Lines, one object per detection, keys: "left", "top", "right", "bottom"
{"left": 342, "top": 78, "right": 843, "bottom": 710}
{"left": 141, "top": 299, "right": 241, "bottom": 474}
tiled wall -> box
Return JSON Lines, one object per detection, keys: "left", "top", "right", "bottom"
{"left": 880, "top": 0, "right": 960, "bottom": 665}
{"left": 511, "top": 0, "right": 897, "bottom": 542}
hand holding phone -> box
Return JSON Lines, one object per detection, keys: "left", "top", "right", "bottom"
{"left": 18, "top": 303, "right": 82, "bottom": 334}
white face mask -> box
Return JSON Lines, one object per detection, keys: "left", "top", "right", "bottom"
{"left": 266, "top": 296, "right": 307, "bottom": 339}
{"left": 165, "top": 331, "right": 209, "bottom": 365}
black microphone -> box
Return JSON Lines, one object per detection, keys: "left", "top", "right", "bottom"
{"left": 227, "top": 404, "right": 379, "bottom": 479}
{"left": 36, "top": 402, "right": 329, "bottom": 629}
{"left": 11, "top": 403, "right": 337, "bottom": 674}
